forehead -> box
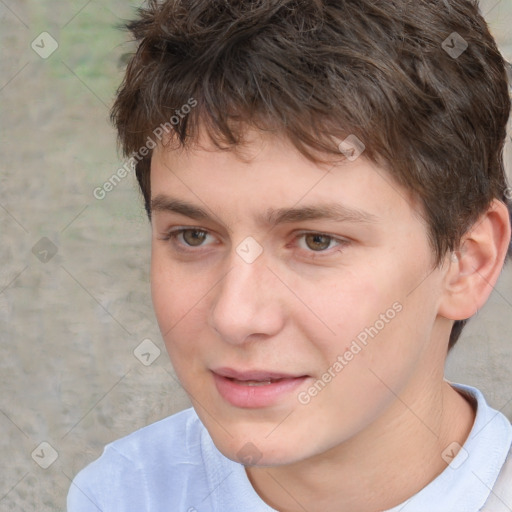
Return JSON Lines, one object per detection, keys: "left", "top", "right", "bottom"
{"left": 149, "top": 128, "right": 425, "bottom": 230}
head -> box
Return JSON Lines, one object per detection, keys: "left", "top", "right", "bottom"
{"left": 111, "top": 0, "right": 511, "bottom": 465}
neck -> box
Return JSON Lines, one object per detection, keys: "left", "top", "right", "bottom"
{"left": 246, "top": 379, "right": 475, "bottom": 512}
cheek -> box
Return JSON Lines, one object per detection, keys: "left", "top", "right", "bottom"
{"left": 298, "top": 259, "right": 432, "bottom": 381}
{"left": 325, "top": 279, "right": 440, "bottom": 406}
{"left": 293, "top": 267, "right": 390, "bottom": 354}
{"left": 150, "top": 249, "right": 207, "bottom": 352}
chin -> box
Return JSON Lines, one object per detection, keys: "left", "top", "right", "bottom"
{"left": 211, "top": 433, "right": 306, "bottom": 467}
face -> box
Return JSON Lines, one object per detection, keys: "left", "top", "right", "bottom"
{"left": 150, "top": 128, "right": 448, "bottom": 466}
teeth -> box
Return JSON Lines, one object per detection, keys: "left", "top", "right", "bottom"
{"left": 234, "top": 379, "right": 275, "bottom": 386}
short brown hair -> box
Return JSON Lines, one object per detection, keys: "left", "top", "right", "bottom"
{"left": 111, "top": 0, "right": 512, "bottom": 350}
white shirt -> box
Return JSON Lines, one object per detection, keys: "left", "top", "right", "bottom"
{"left": 67, "top": 383, "right": 512, "bottom": 512}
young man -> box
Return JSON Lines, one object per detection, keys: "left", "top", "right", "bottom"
{"left": 68, "top": 0, "right": 512, "bottom": 510}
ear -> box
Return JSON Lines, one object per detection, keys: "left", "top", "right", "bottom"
{"left": 438, "top": 199, "right": 511, "bottom": 321}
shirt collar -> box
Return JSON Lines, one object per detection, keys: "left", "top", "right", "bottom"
{"left": 384, "top": 382, "right": 512, "bottom": 512}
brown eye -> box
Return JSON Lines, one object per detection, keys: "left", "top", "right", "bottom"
{"left": 182, "top": 229, "right": 208, "bottom": 246}
{"left": 304, "top": 234, "right": 332, "bottom": 251}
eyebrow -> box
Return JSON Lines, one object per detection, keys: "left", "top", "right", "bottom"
{"left": 150, "top": 194, "right": 379, "bottom": 226}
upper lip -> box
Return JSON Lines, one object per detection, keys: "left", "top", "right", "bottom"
{"left": 212, "top": 367, "right": 307, "bottom": 381}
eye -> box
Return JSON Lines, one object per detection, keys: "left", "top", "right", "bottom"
{"left": 301, "top": 233, "right": 334, "bottom": 251}
{"left": 294, "top": 231, "right": 349, "bottom": 255}
{"left": 160, "top": 227, "right": 350, "bottom": 258}
{"left": 161, "top": 228, "right": 216, "bottom": 251}
{"left": 180, "top": 229, "right": 208, "bottom": 247}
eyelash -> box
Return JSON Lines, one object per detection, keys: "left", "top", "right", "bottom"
{"left": 159, "top": 227, "right": 350, "bottom": 258}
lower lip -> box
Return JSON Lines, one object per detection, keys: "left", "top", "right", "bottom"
{"left": 212, "top": 373, "right": 309, "bottom": 408}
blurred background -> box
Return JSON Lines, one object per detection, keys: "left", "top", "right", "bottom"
{"left": 0, "top": 0, "right": 511, "bottom": 510}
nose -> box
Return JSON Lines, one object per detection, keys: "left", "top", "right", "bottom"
{"left": 208, "top": 249, "right": 285, "bottom": 346}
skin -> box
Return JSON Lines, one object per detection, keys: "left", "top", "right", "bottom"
{"left": 149, "top": 127, "right": 510, "bottom": 512}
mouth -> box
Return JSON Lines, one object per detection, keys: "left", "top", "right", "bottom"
{"left": 211, "top": 367, "right": 310, "bottom": 408}
{"left": 225, "top": 378, "right": 284, "bottom": 386}
{"left": 212, "top": 367, "right": 307, "bottom": 382}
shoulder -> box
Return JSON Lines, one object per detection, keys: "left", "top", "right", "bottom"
{"left": 94, "top": 406, "right": 203, "bottom": 467}
{"left": 67, "top": 407, "right": 206, "bottom": 511}
{"left": 481, "top": 446, "right": 512, "bottom": 511}
{"left": 102, "top": 406, "right": 202, "bottom": 461}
